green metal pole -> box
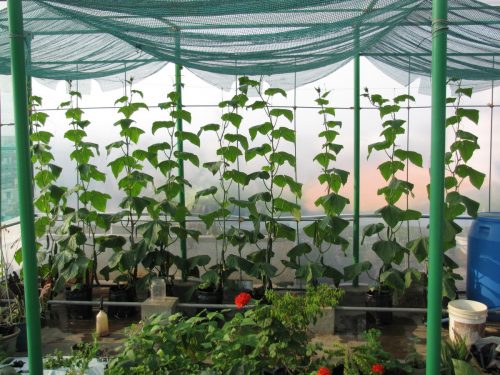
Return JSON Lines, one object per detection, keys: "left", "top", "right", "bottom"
{"left": 426, "top": 0, "right": 448, "bottom": 373}
{"left": 7, "top": 1, "right": 43, "bottom": 374}
{"left": 175, "top": 33, "right": 187, "bottom": 281}
{"left": 353, "top": 28, "right": 360, "bottom": 287}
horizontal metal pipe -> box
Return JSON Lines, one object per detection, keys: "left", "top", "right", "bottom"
{"left": 21, "top": 299, "right": 500, "bottom": 314}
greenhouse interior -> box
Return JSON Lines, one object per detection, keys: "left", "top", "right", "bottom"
{"left": 1, "top": 0, "right": 500, "bottom": 374}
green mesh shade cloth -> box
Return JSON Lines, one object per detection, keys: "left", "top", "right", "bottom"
{"left": 0, "top": 0, "right": 499, "bottom": 87}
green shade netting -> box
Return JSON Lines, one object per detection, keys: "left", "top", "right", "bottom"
{"left": 0, "top": 0, "right": 499, "bottom": 88}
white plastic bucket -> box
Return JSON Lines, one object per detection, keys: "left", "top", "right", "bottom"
{"left": 448, "top": 299, "right": 488, "bottom": 346}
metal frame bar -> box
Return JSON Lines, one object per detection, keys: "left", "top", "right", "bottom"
{"left": 353, "top": 28, "right": 361, "bottom": 288}
{"left": 6, "top": 0, "right": 43, "bottom": 373}
{"left": 426, "top": 0, "right": 448, "bottom": 373}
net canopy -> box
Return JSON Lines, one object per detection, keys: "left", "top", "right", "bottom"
{"left": 0, "top": 0, "right": 499, "bottom": 89}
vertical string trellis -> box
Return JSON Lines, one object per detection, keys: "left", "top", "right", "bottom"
{"left": 292, "top": 66, "right": 301, "bottom": 251}
{"left": 406, "top": 57, "right": 411, "bottom": 268}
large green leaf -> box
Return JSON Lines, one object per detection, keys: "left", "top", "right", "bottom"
{"left": 455, "top": 164, "right": 485, "bottom": 189}
{"left": 269, "top": 108, "right": 293, "bottom": 122}
{"left": 248, "top": 122, "right": 272, "bottom": 140}
{"left": 394, "top": 149, "right": 423, "bottom": 167}
{"left": 457, "top": 108, "right": 479, "bottom": 125}
{"left": 376, "top": 205, "right": 404, "bottom": 228}
{"left": 176, "top": 130, "right": 200, "bottom": 147}
{"left": 271, "top": 127, "right": 295, "bottom": 142}
{"left": 216, "top": 146, "right": 242, "bottom": 163}
{"left": 273, "top": 198, "right": 301, "bottom": 220}
{"left": 273, "top": 175, "right": 302, "bottom": 197}
{"left": 221, "top": 112, "right": 243, "bottom": 127}
{"left": 372, "top": 240, "right": 405, "bottom": 265}
{"left": 224, "top": 133, "right": 249, "bottom": 150}
{"left": 195, "top": 186, "right": 217, "bottom": 201}
{"left": 343, "top": 261, "right": 372, "bottom": 281}
{"left": 200, "top": 208, "right": 231, "bottom": 228}
{"left": 407, "top": 236, "right": 429, "bottom": 263}
{"left": 315, "top": 193, "right": 349, "bottom": 216}
{"left": 287, "top": 243, "right": 312, "bottom": 260}
{"left": 269, "top": 151, "right": 295, "bottom": 167}
{"left": 152, "top": 120, "right": 175, "bottom": 134}
{"left": 380, "top": 269, "right": 405, "bottom": 291}
{"left": 264, "top": 88, "right": 287, "bottom": 97}
{"left": 171, "top": 109, "right": 192, "bottom": 124}
{"left": 174, "top": 151, "right": 200, "bottom": 167}
{"left": 245, "top": 144, "right": 272, "bottom": 161}
{"left": 378, "top": 160, "right": 405, "bottom": 181}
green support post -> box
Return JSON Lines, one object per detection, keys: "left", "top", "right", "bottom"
{"left": 7, "top": 0, "right": 43, "bottom": 373}
{"left": 426, "top": 0, "right": 448, "bottom": 374}
{"left": 175, "top": 33, "right": 187, "bottom": 281}
{"left": 353, "top": 29, "right": 360, "bottom": 287}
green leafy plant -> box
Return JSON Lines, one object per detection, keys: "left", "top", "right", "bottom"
{"left": 52, "top": 87, "right": 111, "bottom": 292}
{"left": 356, "top": 89, "right": 423, "bottom": 293}
{"left": 132, "top": 90, "right": 202, "bottom": 291}
{"left": 24, "top": 95, "right": 65, "bottom": 282}
{"left": 195, "top": 91, "right": 254, "bottom": 292}
{"left": 44, "top": 338, "right": 99, "bottom": 375}
{"left": 107, "top": 285, "right": 343, "bottom": 374}
{"left": 231, "top": 76, "right": 301, "bottom": 291}
{"left": 284, "top": 88, "right": 350, "bottom": 286}
{"left": 440, "top": 336, "right": 478, "bottom": 375}
{"left": 332, "top": 329, "right": 411, "bottom": 375}
{"left": 101, "top": 78, "right": 152, "bottom": 290}
{"left": 443, "top": 81, "right": 482, "bottom": 301}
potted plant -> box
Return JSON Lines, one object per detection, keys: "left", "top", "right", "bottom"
{"left": 50, "top": 87, "right": 110, "bottom": 319}
{"left": 102, "top": 78, "right": 152, "bottom": 317}
{"left": 0, "top": 268, "right": 20, "bottom": 355}
{"left": 194, "top": 92, "right": 255, "bottom": 302}
{"left": 137, "top": 90, "right": 202, "bottom": 300}
{"left": 284, "top": 88, "right": 349, "bottom": 287}
{"left": 357, "top": 89, "right": 423, "bottom": 326}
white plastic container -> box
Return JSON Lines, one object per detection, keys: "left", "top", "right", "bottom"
{"left": 448, "top": 299, "right": 487, "bottom": 346}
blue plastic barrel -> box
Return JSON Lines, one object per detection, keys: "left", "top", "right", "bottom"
{"left": 467, "top": 212, "right": 500, "bottom": 319}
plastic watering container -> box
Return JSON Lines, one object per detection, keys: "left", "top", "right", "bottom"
{"left": 467, "top": 212, "right": 500, "bottom": 320}
{"left": 448, "top": 299, "right": 487, "bottom": 346}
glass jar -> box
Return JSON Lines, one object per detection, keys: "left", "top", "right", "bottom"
{"left": 150, "top": 277, "right": 166, "bottom": 300}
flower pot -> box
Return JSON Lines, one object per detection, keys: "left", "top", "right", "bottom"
{"left": 365, "top": 288, "right": 393, "bottom": 328}
{"left": 0, "top": 326, "right": 20, "bottom": 355}
{"left": 65, "top": 286, "right": 93, "bottom": 320}
{"left": 108, "top": 285, "right": 137, "bottom": 319}
{"left": 15, "top": 322, "right": 27, "bottom": 352}
{"left": 196, "top": 288, "right": 223, "bottom": 304}
{"left": 172, "top": 280, "right": 200, "bottom": 302}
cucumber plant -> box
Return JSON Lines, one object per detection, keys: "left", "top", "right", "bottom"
{"left": 233, "top": 77, "right": 301, "bottom": 290}
{"left": 137, "top": 90, "right": 204, "bottom": 289}
{"left": 285, "top": 88, "right": 350, "bottom": 286}
{"left": 52, "top": 87, "right": 111, "bottom": 292}
{"left": 359, "top": 89, "right": 423, "bottom": 294}
{"left": 25, "top": 95, "right": 65, "bottom": 281}
{"left": 101, "top": 78, "right": 153, "bottom": 290}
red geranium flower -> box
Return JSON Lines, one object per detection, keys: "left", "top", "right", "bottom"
{"left": 317, "top": 367, "right": 331, "bottom": 375}
{"left": 371, "top": 363, "right": 385, "bottom": 374}
{"left": 234, "top": 292, "right": 252, "bottom": 308}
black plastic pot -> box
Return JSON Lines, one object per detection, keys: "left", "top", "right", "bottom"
{"left": 365, "top": 288, "right": 393, "bottom": 328}
{"left": 172, "top": 280, "right": 200, "bottom": 302}
{"left": 15, "top": 322, "right": 27, "bottom": 352}
{"left": 196, "top": 288, "right": 223, "bottom": 304}
{"left": 108, "top": 285, "right": 137, "bottom": 319}
{"left": 65, "top": 286, "right": 93, "bottom": 320}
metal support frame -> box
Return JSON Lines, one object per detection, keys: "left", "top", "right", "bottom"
{"left": 175, "top": 32, "right": 187, "bottom": 281}
{"left": 426, "top": 0, "right": 448, "bottom": 373}
{"left": 353, "top": 28, "right": 361, "bottom": 287}
{"left": 6, "top": 0, "right": 43, "bottom": 373}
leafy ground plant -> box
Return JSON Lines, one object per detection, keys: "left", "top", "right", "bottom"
{"left": 106, "top": 285, "right": 343, "bottom": 374}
